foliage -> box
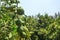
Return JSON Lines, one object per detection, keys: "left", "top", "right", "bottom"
{"left": 0, "top": 0, "right": 60, "bottom": 40}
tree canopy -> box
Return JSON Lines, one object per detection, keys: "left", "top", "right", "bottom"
{"left": 0, "top": 0, "right": 60, "bottom": 40}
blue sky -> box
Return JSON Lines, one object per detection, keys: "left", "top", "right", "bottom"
{"left": 19, "top": 0, "right": 60, "bottom": 16}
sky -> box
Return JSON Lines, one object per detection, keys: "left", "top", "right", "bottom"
{"left": 19, "top": 0, "right": 60, "bottom": 16}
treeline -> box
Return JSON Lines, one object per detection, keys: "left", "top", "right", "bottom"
{"left": 0, "top": 0, "right": 60, "bottom": 40}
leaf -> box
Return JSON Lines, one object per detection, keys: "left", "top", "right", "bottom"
{"left": 8, "top": 33, "right": 12, "bottom": 38}
{"left": 22, "top": 32, "right": 26, "bottom": 36}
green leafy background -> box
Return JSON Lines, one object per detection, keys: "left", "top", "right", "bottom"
{"left": 0, "top": 0, "right": 60, "bottom": 40}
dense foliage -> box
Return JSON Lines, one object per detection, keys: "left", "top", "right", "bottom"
{"left": 0, "top": 0, "right": 60, "bottom": 40}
